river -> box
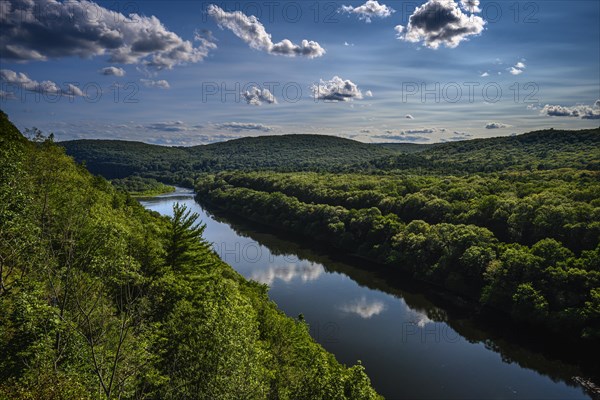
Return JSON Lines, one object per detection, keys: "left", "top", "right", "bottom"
{"left": 140, "top": 188, "right": 594, "bottom": 399}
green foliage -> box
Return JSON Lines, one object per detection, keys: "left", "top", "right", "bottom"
{"left": 111, "top": 176, "right": 175, "bottom": 196}
{"left": 0, "top": 111, "right": 381, "bottom": 399}
{"left": 364, "top": 128, "right": 600, "bottom": 172}
{"left": 60, "top": 134, "right": 399, "bottom": 184}
{"left": 196, "top": 170, "right": 600, "bottom": 341}
{"left": 60, "top": 128, "right": 599, "bottom": 187}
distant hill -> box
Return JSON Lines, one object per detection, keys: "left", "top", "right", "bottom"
{"left": 61, "top": 134, "right": 398, "bottom": 183}
{"left": 364, "top": 128, "right": 600, "bottom": 173}
{"left": 60, "top": 128, "right": 600, "bottom": 184}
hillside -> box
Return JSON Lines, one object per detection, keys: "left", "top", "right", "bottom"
{"left": 0, "top": 111, "right": 381, "bottom": 399}
{"left": 61, "top": 128, "right": 600, "bottom": 186}
{"left": 366, "top": 128, "right": 600, "bottom": 172}
{"left": 61, "top": 134, "right": 397, "bottom": 184}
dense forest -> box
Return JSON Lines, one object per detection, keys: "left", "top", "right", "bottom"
{"left": 61, "top": 128, "right": 600, "bottom": 186}
{"left": 111, "top": 176, "right": 175, "bottom": 197}
{"left": 193, "top": 166, "right": 599, "bottom": 341}
{"left": 59, "top": 125, "right": 600, "bottom": 342}
{"left": 60, "top": 135, "right": 398, "bottom": 185}
{"left": 189, "top": 127, "right": 600, "bottom": 342}
{"left": 0, "top": 110, "right": 381, "bottom": 399}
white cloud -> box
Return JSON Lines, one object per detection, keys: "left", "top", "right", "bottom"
{"left": 0, "top": 0, "right": 216, "bottom": 69}
{"left": 214, "top": 122, "right": 274, "bottom": 132}
{"left": 340, "top": 0, "right": 395, "bottom": 23}
{"left": 140, "top": 79, "right": 170, "bottom": 89}
{"left": 460, "top": 0, "right": 481, "bottom": 13}
{"left": 312, "top": 76, "right": 364, "bottom": 102}
{"left": 508, "top": 61, "right": 526, "bottom": 75}
{"left": 509, "top": 67, "right": 523, "bottom": 75}
{"left": 0, "top": 69, "right": 85, "bottom": 98}
{"left": 539, "top": 101, "right": 600, "bottom": 119}
{"left": 365, "top": 90, "right": 374, "bottom": 97}
{"left": 100, "top": 67, "right": 126, "bottom": 77}
{"left": 480, "top": 72, "right": 489, "bottom": 77}
{"left": 207, "top": 4, "right": 325, "bottom": 58}
{"left": 485, "top": 122, "right": 509, "bottom": 129}
{"left": 242, "top": 86, "right": 277, "bottom": 105}
{"left": 396, "top": 0, "right": 486, "bottom": 49}
{"left": 405, "top": 114, "right": 414, "bottom": 119}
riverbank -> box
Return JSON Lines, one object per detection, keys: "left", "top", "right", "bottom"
{"left": 139, "top": 189, "right": 595, "bottom": 399}
{"left": 194, "top": 193, "right": 600, "bottom": 389}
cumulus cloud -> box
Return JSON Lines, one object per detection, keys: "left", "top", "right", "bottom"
{"left": 100, "top": 66, "right": 125, "bottom": 77}
{"left": 242, "top": 86, "right": 277, "bottom": 105}
{"left": 365, "top": 90, "right": 373, "bottom": 97}
{"left": 214, "top": 122, "right": 273, "bottom": 132}
{"left": 312, "top": 76, "right": 364, "bottom": 102}
{"left": 340, "top": 0, "right": 395, "bottom": 23}
{"left": 405, "top": 114, "right": 414, "bottom": 119}
{"left": 140, "top": 79, "right": 170, "bottom": 89}
{"left": 207, "top": 4, "right": 325, "bottom": 58}
{"left": 0, "top": 0, "right": 216, "bottom": 69}
{"left": 485, "top": 122, "right": 509, "bottom": 129}
{"left": 340, "top": 297, "right": 386, "bottom": 319}
{"left": 480, "top": 72, "right": 489, "bottom": 77}
{"left": 395, "top": 0, "right": 486, "bottom": 49}
{"left": 460, "top": 0, "right": 481, "bottom": 13}
{"left": 0, "top": 69, "right": 84, "bottom": 97}
{"left": 539, "top": 101, "right": 600, "bottom": 119}
{"left": 508, "top": 61, "right": 526, "bottom": 75}
{"left": 508, "top": 67, "right": 523, "bottom": 75}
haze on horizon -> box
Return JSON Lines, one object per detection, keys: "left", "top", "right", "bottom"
{"left": 1, "top": 0, "right": 599, "bottom": 146}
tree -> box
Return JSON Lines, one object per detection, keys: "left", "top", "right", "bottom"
{"left": 165, "top": 203, "right": 208, "bottom": 272}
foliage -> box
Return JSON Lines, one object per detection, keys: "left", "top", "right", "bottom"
{"left": 60, "top": 135, "right": 399, "bottom": 184}
{"left": 0, "top": 111, "right": 381, "bottom": 399}
{"left": 195, "top": 169, "right": 600, "bottom": 341}
{"left": 111, "top": 176, "right": 175, "bottom": 196}
{"left": 60, "top": 128, "right": 600, "bottom": 187}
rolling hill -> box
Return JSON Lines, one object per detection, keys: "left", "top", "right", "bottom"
{"left": 60, "top": 128, "right": 600, "bottom": 185}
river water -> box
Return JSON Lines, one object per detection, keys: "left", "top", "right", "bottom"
{"left": 140, "top": 188, "right": 593, "bottom": 400}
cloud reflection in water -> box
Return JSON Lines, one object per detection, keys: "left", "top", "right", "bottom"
{"left": 250, "top": 260, "right": 324, "bottom": 285}
{"left": 340, "top": 296, "right": 386, "bottom": 319}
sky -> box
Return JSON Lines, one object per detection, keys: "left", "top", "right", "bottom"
{"left": 1, "top": 0, "right": 599, "bottom": 145}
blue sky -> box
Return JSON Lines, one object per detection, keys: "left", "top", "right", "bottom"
{"left": 1, "top": 0, "right": 599, "bottom": 145}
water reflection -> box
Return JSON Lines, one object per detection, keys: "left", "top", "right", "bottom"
{"left": 340, "top": 296, "right": 387, "bottom": 319}
{"left": 251, "top": 261, "right": 324, "bottom": 285}
{"left": 406, "top": 310, "right": 433, "bottom": 328}
{"left": 140, "top": 190, "right": 596, "bottom": 400}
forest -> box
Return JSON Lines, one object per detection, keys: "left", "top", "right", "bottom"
{"left": 59, "top": 125, "right": 600, "bottom": 342}
{"left": 61, "top": 128, "right": 600, "bottom": 187}
{"left": 0, "top": 110, "right": 381, "bottom": 399}
{"left": 191, "top": 127, "right": 600, "bottom": 342}
{"left": 195, "top": 170, "right": 600, "bottom": 341}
